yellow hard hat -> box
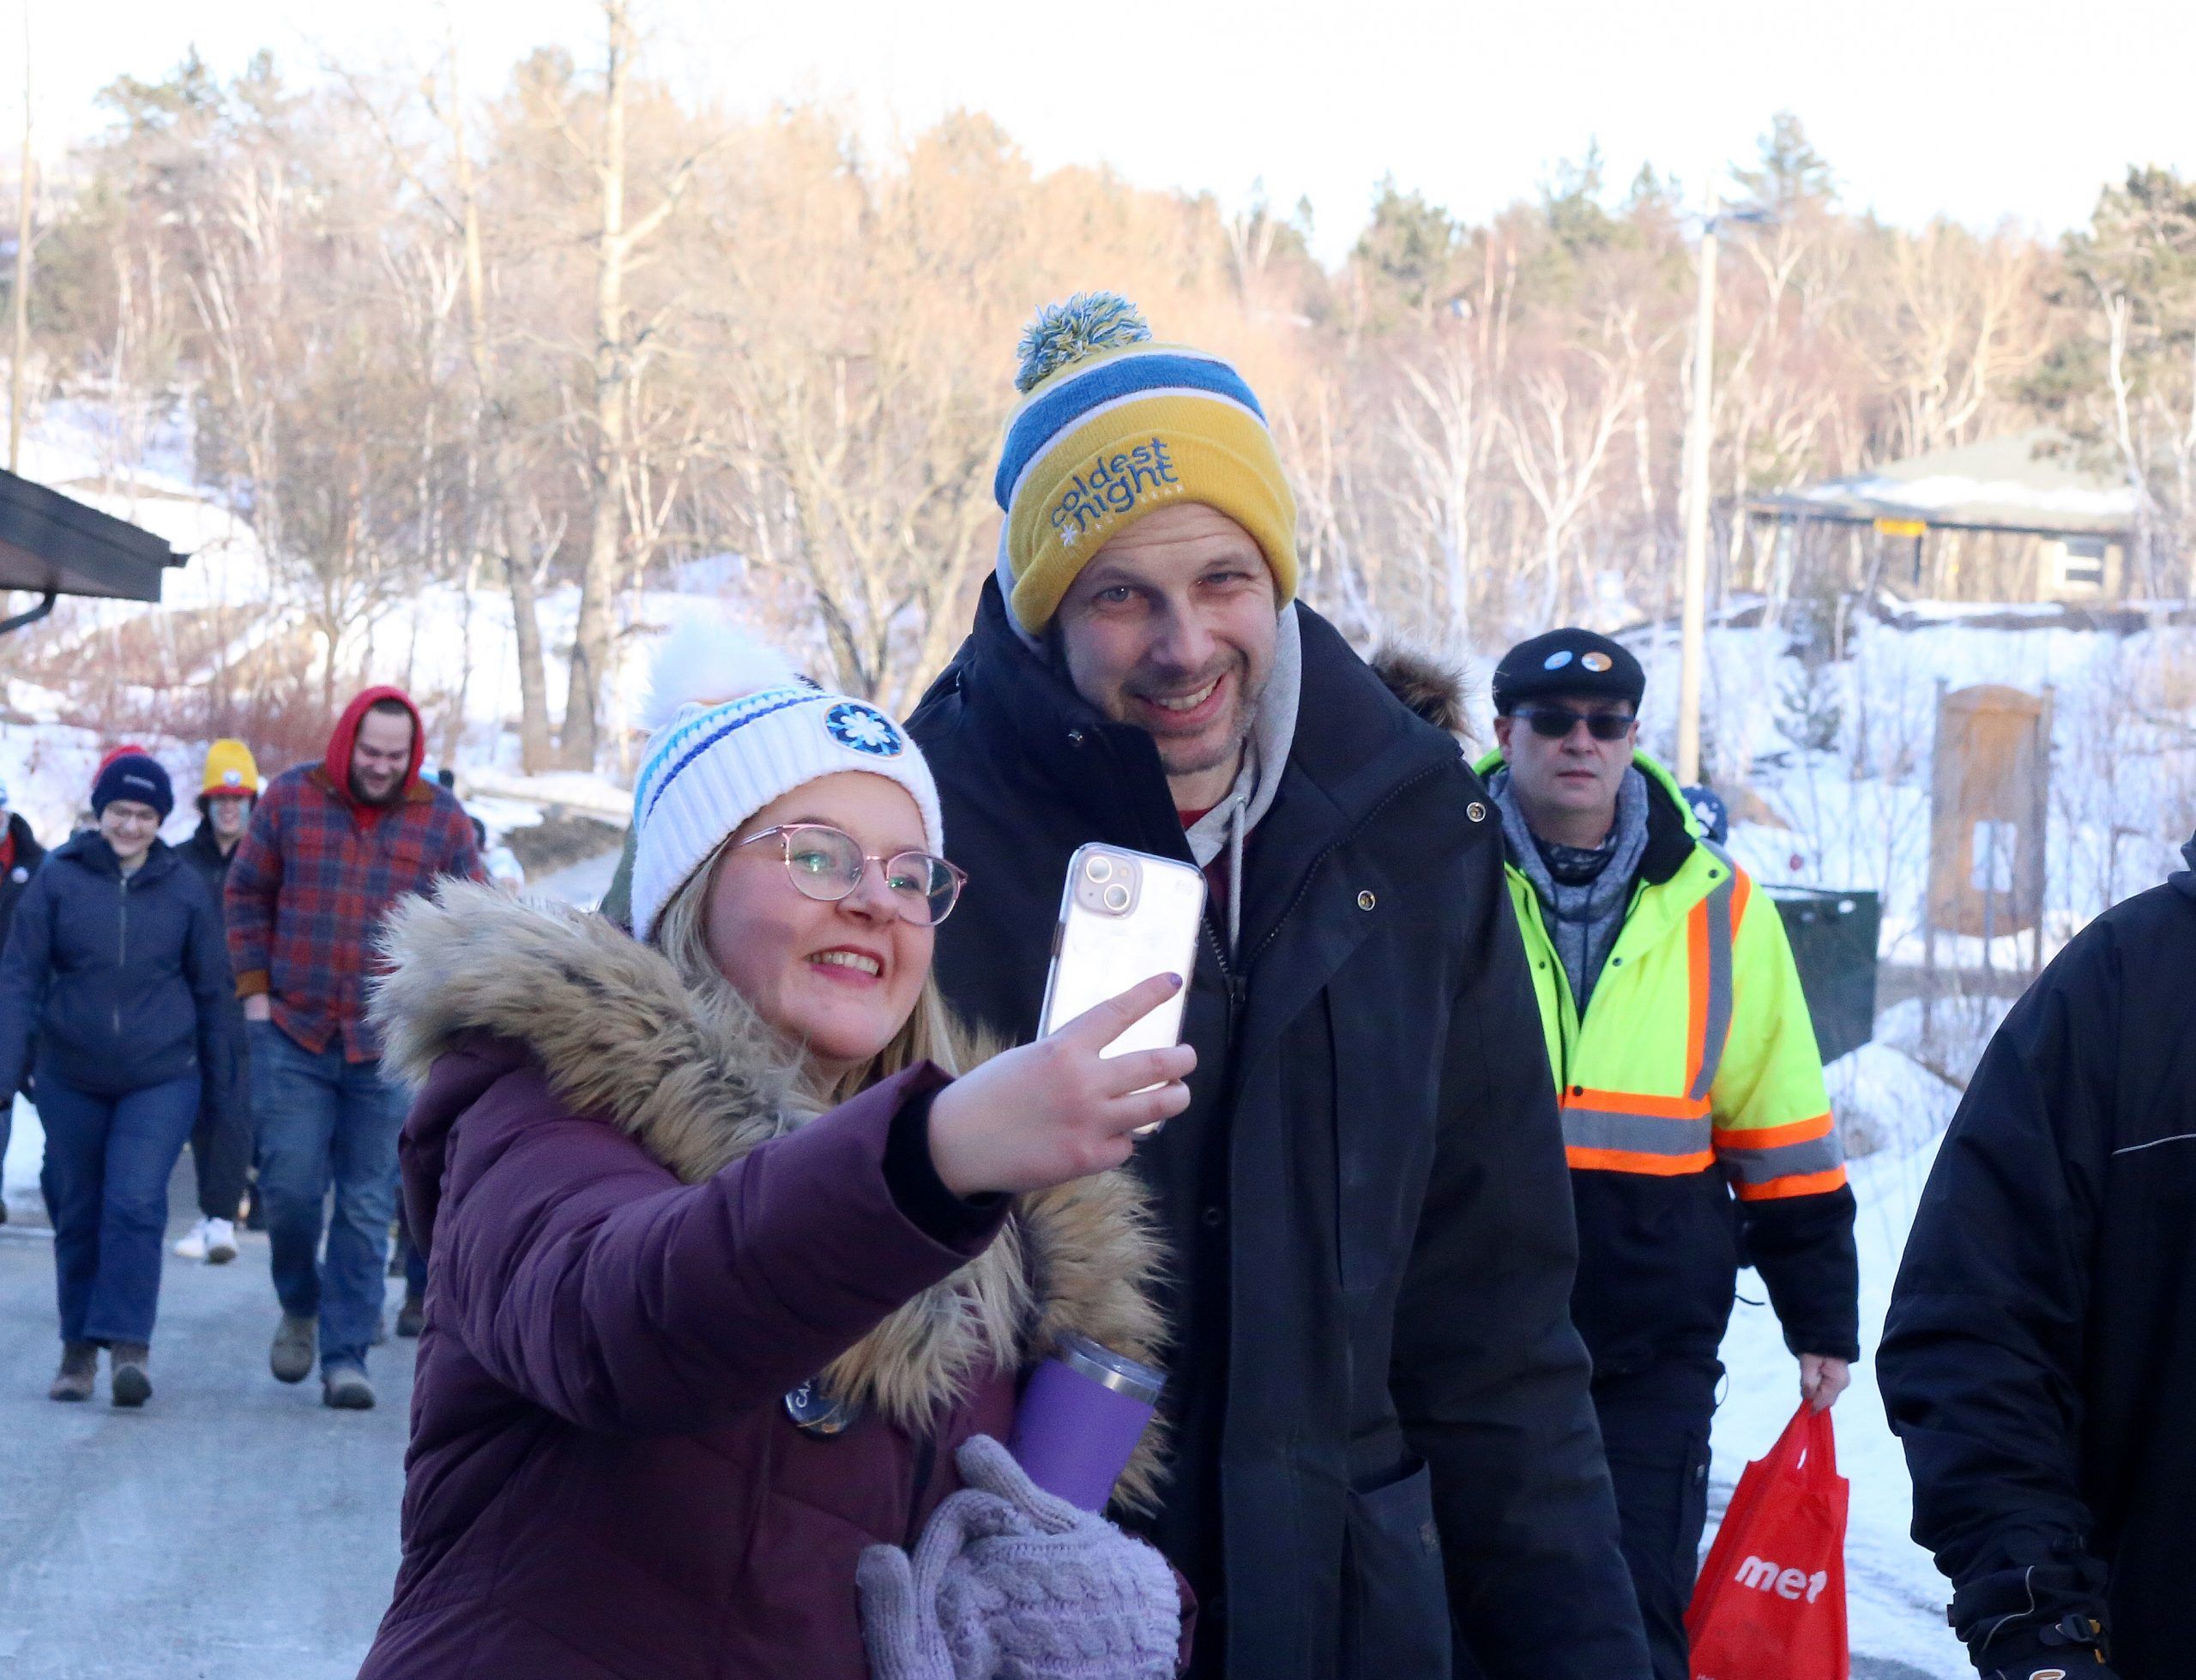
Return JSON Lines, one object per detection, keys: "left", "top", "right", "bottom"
{"left": 202, "top": 738, "right": 262, "bottom": 798}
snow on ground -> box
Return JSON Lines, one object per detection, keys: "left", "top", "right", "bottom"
{"left": 1711, "top": 1041, "right": 1969, "bottom": 1677}
{"left": 528, "top": 846, "right": 622, "bottom": 912}
{"left": 2, "top": 1097, "right": 39, "bottom": 1221}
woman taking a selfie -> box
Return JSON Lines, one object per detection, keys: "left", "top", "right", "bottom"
{"left": 360, "top": 626, "right": 1189, "bottom": 1679}
{"left": 0, "top": 750, "right": 232, "bottom": 1406}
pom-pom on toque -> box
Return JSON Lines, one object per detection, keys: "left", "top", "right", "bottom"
{"left": 1014, "top": 291, "right": 1152, "bottom": 394}
{"left": 642, "top": 615, "right": 812, "bottom": 732}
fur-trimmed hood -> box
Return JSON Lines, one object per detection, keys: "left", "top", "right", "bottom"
{"left": 1372, "top": 643, "right": 1475, "bottom": 745}
{"left": 372, "top": 882, "right": 1166, "bottom": 1497}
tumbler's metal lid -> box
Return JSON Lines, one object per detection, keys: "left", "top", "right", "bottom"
{"left": 1053, "top": 1332, "right": 1166, "bottom": 1405}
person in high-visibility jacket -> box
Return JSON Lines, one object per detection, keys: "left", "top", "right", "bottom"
{"left": 1479, "top": 628, "right": 1860, "bottom": 1680}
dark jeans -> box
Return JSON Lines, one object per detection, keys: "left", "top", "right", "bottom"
{"left": 1591, "top": 1359, "right": 1722, "bottom": 1680}
{"left": 37, "top": 1071, "right": 202, "bottom": 1346}
{"left": 250, "top": 1021, "right": 406, "bottom": 1373}
{"left": 189, "top": 1029, "right": 253, "bottom": 1221}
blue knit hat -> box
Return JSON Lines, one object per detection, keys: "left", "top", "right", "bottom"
{"left": 91, "top": 752, "right": 174, "bottom": 821}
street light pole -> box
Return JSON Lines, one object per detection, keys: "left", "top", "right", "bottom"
{"left": 1674, "top": 182, "right": 1720, "bottom": 786}
{"left": 9, "top": 6, "right": 31, "bottom": 475}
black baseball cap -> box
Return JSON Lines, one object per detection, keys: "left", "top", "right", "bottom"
{"left": 1491, "top": 628, "right": 1645, "bottom": 715}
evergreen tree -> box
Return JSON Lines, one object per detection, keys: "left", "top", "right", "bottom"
{"left": 1352, "top": 175, "right": 1464, "bottom": 326}
{"left": 1731, "top": 111, "right": 1837, "bottom": 219}
{"left": 2033, "top": 166, "right": 2196, "bottom": 587}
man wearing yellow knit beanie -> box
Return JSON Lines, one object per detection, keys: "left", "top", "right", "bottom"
{"left": 173, "top": 739, "right": 261, "bottom": 1264}
{"left": 909, "top": 295, "right": 1648, "bottom": 1678}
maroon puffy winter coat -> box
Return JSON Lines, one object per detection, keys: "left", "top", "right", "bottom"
{"left": 359, "top": 883, "right": 1164, "bottom": 1679}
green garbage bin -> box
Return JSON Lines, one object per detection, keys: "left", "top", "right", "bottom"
{"left": 1763, "top": 887, "right": 1880, "bottom": 1066}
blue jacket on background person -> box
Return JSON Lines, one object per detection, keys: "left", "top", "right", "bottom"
{"left": 0, "top": 830, "right": 233, "bottom": 1111}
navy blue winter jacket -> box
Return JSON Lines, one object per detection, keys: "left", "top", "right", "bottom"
{"left": 0, "top": 832, "right": 232, "bottom": 1104}
{"left": 1879, "top": 834, "right": 2196, "bottom": 1678}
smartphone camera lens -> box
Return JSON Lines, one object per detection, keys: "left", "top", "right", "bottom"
{"left": 1102, "top": 882, "right": 1132, "bottom": 913}
{"left": 1084, "top": 856, "right": 1114, "bottom": 885}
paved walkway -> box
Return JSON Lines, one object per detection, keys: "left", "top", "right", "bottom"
{"left": 0, "top": 1189, "right": 409, "bottom": 1679}
{"left": 0, "top": 1042, "right": 1941, "bottom": 1677}
{"left": 0, "top": 1192, "right": 1948, "bottom": 1679}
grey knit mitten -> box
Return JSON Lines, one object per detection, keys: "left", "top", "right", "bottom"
{"left": 859, "top": 1435, "right": 1179, "bottom": 1680}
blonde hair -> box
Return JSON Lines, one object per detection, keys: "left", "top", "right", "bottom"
{"left": 649, "top": 843, "right": 970, "bottom": 1106}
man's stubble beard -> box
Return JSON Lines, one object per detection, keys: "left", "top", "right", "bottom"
{"left": 350, "top": 774, "right": 403, "bottom": 807}
{"left": 1152, "top": 656, "right": 1269, "bottom": 782}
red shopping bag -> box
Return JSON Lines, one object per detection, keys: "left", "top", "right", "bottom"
{"left": 1686, "top": 1403, "right": 1849, "bottom": 1680}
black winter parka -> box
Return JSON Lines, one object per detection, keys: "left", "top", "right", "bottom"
{"left": 0, "top": 833, "right": 232, "bottom": 1108}
{"left": 909, "top": 581, "right": 1648, "bottom": 1680}
{"left": 178, "top": 817, "right": 240, "bottom": 920}
{"left": 0, "top": 810, "right": 46, "bottom": 956}
{"left": 1879, "top": 835, "right": 2196, "bottom": 1680}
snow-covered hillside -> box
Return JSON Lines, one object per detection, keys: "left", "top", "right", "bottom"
{"left": 2, "top": 405, "right": 698, "bottom": 848}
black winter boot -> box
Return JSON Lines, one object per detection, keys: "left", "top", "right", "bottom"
{"left": 49, "top": 1341, "right": 96, "bottom": 1402}
{"left": 110, "top": 1343, "right": 152, "bottom": 1407}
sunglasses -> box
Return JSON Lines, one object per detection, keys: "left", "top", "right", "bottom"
{"left": 733, "top": 823, "right": 966, "bottom": 927}
{"left": 1514, "top": 706, "right": 1638, "bottom": 742}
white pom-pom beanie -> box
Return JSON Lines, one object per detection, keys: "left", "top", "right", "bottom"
{"left": 627, "top": 618, "right": 944, "bottom": 943}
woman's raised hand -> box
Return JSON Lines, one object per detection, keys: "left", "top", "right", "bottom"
{"left": 925, "top": 974, "right": 1196, "bottom": 1198}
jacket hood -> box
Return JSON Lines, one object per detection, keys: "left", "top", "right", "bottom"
{"left": 371, "top": 882, "right": 1167, "bottom": 1492}
{"left": 1371, "top": 644, "right": 1475, "bottom": 746}
{"left": 3, "top": 810, "right": 43, "bottom": 861}
{"left": 325, "top": 686, "right": 427, "bottom": 805}
{"left": 52, "top": 829, "right": 178, "bottom": 883}
{"left": 2176, "top": 832, "right": 2196, "bottom": 900}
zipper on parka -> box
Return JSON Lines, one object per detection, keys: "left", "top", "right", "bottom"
{"left": 113, "top": 871, "right": 130, "bottom": 1035}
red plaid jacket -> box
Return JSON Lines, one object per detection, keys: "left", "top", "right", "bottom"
{"left": 226, "top": 764, "right": 481, "bottom": 1063}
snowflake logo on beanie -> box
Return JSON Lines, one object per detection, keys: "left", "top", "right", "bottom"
{"left": 825, "top": 702, "right": 904, "bottom": 757}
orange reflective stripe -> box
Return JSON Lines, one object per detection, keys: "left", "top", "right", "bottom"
{"left": 1734, "top": 1165, "right": 1849, "bottom": 1202}
{"left": 1566, "top": 1145, "right": 1718, "bottom": 1176}
{"left": 1566, "top": 1088, "right": 1710, "bottom": 1120}
{"left": 1731, "top": 870, "right": 1753, "bottom": 934}
{"left": 1713, "top": 1111, "right": 1834, "bottom": 1151}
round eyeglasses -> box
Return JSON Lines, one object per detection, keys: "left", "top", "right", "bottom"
{"left": 733, "top": 823, "right": 967, "bottom": 927}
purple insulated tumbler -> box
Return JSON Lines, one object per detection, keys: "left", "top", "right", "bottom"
{"left": 1007, "top": 1333, "right": 1166, "bottom": 1512}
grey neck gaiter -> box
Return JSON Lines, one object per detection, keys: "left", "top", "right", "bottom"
{"left": 1490, "top": 765, "right": 1650, "bottom": 1020}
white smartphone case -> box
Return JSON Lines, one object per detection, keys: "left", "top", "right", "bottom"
{"left": 1036, "top": 843, "right": 1207, "bottom": 1058}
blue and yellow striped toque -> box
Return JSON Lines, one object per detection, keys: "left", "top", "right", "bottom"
{"left": 993, "top": 292, "right": 1298, "bottom": 633}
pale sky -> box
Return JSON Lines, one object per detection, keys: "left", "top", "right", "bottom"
{"left": 12, "top": 0, "right": 2195, "bottom": 263}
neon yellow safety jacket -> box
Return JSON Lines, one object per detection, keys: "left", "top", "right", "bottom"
{"left": 1479, "top": 748, "right": 1861, "bottom": 1372}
